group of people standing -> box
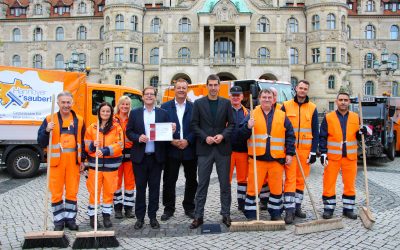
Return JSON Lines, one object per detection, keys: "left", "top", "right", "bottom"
{"left": 37, "top": 74, "right": 365, "bottom": 232}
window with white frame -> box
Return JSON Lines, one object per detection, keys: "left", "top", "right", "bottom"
{"left": 115, "top": 75, "right": 122, "bottom": 85}
{"left": 114, "top": 47, "right": 124, "bottom": 62}
{"left": 290, "top": 48, "right": 299, "bottom": 64}
{"left": 312, "top": 15, "right": 320, "bottom": 31}
{"left": 390, "top": 25, "right": 399, "bottom": 40}
{"left": 258, "top": 47, "right": 270, "bottom": 63}
{"left": 288, "top": 17, "right": 298, "bottom": 33}
{"left": 130, "top": 48, "right": 138, "bottom": 63}
{"left": 390, "top": 54, "right": 399, "bottom": 69}
{"left": 33, "top": 27, "right": 43, "bottom": 41}
{"left": 56, "top": 27, "right": 64, "bottom": 41}
{"left": 326, "top": 47, "right": 336, "bottom": 62}
{"left": 178, "top": 47, "right": 191, "bottom": 63}
{"left": 151, "top": 18, "right": 161, "bottom": 33}
{"left": 341, "top": 48, "right": 346, "bottom": 63}
{"left": 365, "top": 25, "right": 376, "bottom": 39}
{"left": 55, "top": 54, "right": 64, "bottom": 69}
{"left": 364, "top": 53, "right": 375, "bottom": 68}
{"left": 99, "top": 53, "right": 104, "bottom": 65}
{"left": 78, "top": 2, "right": 86, "bottom": 13}
{"left": 179, "top": 17, "right": 191, "bottom": 32}
{"left": 150, "top": 76, "right": 159, "bottom": 87}
{"left": 115, "top": 14, "right": 124, "bottom": 30}
{"left": 33, "top": 54, "right": 43, "bottom": 68}
{"left": 328, "top": 75, "right": 335, "bottom": 89}
{"left": 364, "top": 81, "right": 374, "bottom": 95}
{"left": 77, "top": 26, "right": 87, "bottom": 40}
{"left": 131, "top": 16, "right": 138, "bottom": 31}
{"left": 34, "top": 4, "right": 42, "bottom": 15}
{"left": 327, "top": 13, "right": 336, "bottom": 30}
{"left": 312, "top": 48, "right": 320, "bottom": 63}
{"left": 12, "top": 55, "right": 21, "bottom": 67}
{"left": 366, "top": 0, "right": 375, "bottom": 12}
{"left": 13, "top": 28, "right": 21, "bottom": 41}
{"left": 257, "top": 17, "right": 270, "bottom": 32}
{"left": 150, "top": 48, "right": 159, "bottom": 64}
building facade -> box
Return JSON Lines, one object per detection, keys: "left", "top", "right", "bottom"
{"left": 0, "top": 0, "right": 399, "bottom": 110}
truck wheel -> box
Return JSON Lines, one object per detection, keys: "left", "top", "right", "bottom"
{"left": 387, "top": 137, "right": 396, "bottom": 161}
{"left": 6, "top": 148, "right": 40, "bottom": 178}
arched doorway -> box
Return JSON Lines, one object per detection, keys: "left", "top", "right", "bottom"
{"left": 170, "top": 73, "right": 192, "bottom": 85}
{"left": 259, "top": 73, "right": 278, "bottom": 80}
{"left": 217, "top": 72, "right": 237, "bottom": 81}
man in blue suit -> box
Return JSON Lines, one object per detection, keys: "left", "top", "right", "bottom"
{"left": 126, "top": 86, "right": 175, "bottom": 230}
{"left": 160, "top": 78, "right": 197, "bottom": 221}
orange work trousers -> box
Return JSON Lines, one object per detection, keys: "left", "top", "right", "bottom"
{"left": 284, "top": 149, "right": 310, "bottom": 193}
{"left": 87, "top": 169, "right": 119, "bottom": 207}
{"left": 49, "top": 151, "right": 80, "bottom": 203}
{"left": 247, "top": 158, "right": 284, "bottom": 197}
{"left": 323, "top": 157, "right": 357, "bottom": 197}
{"left": 230, "top": 152, "right": 249, "bottom": 184}
{"left": 117, "top": 161, "right": 135, "bottom": 191}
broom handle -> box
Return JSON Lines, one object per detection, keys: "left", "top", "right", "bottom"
{"left": 295, "top": 150, "right": 320, "bottom": 220}
{"left": 44, "top": 94, "right": 55, "bottom": 231}
{"left": 94, "top": 120, "right": 100, "bottom": 232}
{"left": 249, "top": 95, "right": 260, "bottom": 221}
{"left": 358, "top": 94, "right": 370, "bottom": 208}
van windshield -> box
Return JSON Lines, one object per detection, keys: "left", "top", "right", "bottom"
{"left": 258, "top": 82, "right": 294, "bottom": 103}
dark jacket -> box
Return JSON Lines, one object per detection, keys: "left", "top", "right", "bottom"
{"left": 161, "top": 99, "right": 196, "bottom": 160}
{"left": 231, "top": 106, "right": 249, "bottom": 153}
{"left": 126, "top": 107, "right": 170, "bottom": 164}
{"left": 190, "top": 96, "right": 235, "bottom": 156}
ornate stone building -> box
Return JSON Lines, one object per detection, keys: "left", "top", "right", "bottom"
{"left": 0, "top": 0, "right": 399, "bottom": 110}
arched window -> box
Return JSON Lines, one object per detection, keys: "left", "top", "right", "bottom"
{"left": 100, "top": 26, "right": 104, "bottom": 40}
{"left": 179, "top": 17, "right": 191, "bottom": 32}
{"left": 291, "top": 77, "right": 298, "bottom": 89}
{"left": 364, "top": 53, "right": 376, "bottom": 68}
{"left": 328, "top": 75, "right": 335, "bottom": 89}
{"left": 366, "top": 0, "right": 375, "bottom": 12}
{"left": 392, "top": 82, "right": 399, "bottom": 97}
{"left": 131, "top": 15, "right": 138, "bottom": 31}
{"left": 288, "top": 17, "right": 298, "bottom": 33}
{"left": 13, "top": 28, "right": 21, "bottom": 41}
{"left": 56, "top": 27, "right": 64, "bottom": 41}
{"left": 99, "top": 53, "right": 104, "bottom": 65}
{"left": 34, "top": 4, "right": 42, "bottom": 15}
{"left": 390, "top": 25, "right": 399, "bottom": 40}
{"left": 364, "top": 81, "right": 374, "bottom": 95}
{"left": 341, "top": 16, "right": 346, "bottom": 31}
{"left": 178, "top": 47, "right": 191, "bottom": 63}
{"left": 55, "top": 54, "right": 64, "bottom": 69}
{"left": 78, "top": 53, "right": 86, "bottom": 68}
{"left": 150, "top": 76, "right": 159, "bottom": 87}
{"left": 150, "top": 47, "right": 159, "bottom": 64}
{"left": 33, "top": 27, "right": 42, "bottom": 41}
{"left": 115, "top": 75, "right": 122, "bottom": 85}
{"left": 115, "top": 14, "right": 124, "bottom": 30}
{"left": 327, "top": 13, "right": 336, "bottom": 30}
{"left": 77, "top": 25, "right": 87, "bottom": 40}
{"left": 257, "top": 47, "right": 270, "bottom": 63}
{"left": 390, "top": 54, "right": 399, "bottom": 69}
{"left": 105, "top": 16, "right": 110, "bottom": 31}
{"left": 151, "top": 18, "right": 161, "bottom": 33}
{"left": 365, "top": 25, "right": 376, "bottom": 39}
{"left": 78, "top": 2, "right": 86, "bottom": 13}
{"left": 12, "top": 55, "right": 21, "bottom": 67}
{"left": 311, "top": 15, "right": 320, "bottom": 31}
{"left": 33, "top": 54, "right": 43, "bottom": 68}
{"left": 347, "top": 25, "right": 351, "bottom": 39}
{"left": 257, "top": 17, "right": 270, "bottom": 32}
{"left": 214, "top": 37, "right": 235, "bottom": 59}
{"left": 290, "top": 48, "right": 298, "bottom": 64}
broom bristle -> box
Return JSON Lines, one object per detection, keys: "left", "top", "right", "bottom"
{"left": 294, "top": 218, "right": 344, "bottom": 235}
{"left": 359, "top": 206, "right": 375, "bottom": 229}
{"left": 230, "top": 220, "right": 285, "bottom": 232}
{"left": 72, "top": 236, "right": 119, "bottom": 249}
{"left": 22, "top": 235, "right": 69, "bottom": 249}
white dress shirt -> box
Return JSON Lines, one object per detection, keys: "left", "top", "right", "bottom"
{"left": 175, "top": 99, "right": 186, "bottom": 140}
{"left": 143, "top": 106, "right": 155, "bottom": 153}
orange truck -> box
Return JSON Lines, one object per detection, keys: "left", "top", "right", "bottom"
{"left": 0, "top": 65, "right": 142, "bottom": 178}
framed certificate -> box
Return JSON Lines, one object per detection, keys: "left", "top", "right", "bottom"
{"left": 148, "top": 122, "right": 173, "bottom": 141}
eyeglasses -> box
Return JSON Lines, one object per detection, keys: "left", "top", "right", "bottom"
{"left": 144, "top": 93, "right": 156, "bottom": 96}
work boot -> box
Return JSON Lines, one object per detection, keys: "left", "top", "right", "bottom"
{"left": 260, "top": 201, "right": 268, "bottom": 211}
{"left": 125, "top": 207, "right": 135, "bottom": 218}
{"left": 114, "top": 204, "right": 123, "bottom": 219}
{"left": 89, "top": 216, "right": 102, "bottom": 229}
{"left": 343, "top": 210, "right": 357, "bottom": 220}
{"left": 295, "top": 205, "right": 307, "bottom": 218}
{"left": 54, "top": 223, "right": 64, "bottom": 231}
{"left": 322, "top": 211, "right": 333, "bottom": 219}
{"left": 103, "top": 214, "right": 113, "bottom": 228}
{"left": 284, "top": 210, "right": 295, "bottom": 225}
{"left": 65, "top": 220, "right": 79, "bottom": 231}
{"left": 271, "top": 214, "right": 282, "bottom": 221}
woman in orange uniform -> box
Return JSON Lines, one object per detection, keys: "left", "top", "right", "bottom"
{"left": 85, "top": 102, "right": 124, "bottom": 228}
{"left": 113, "top": 96, "right": 136, "bottom": 219}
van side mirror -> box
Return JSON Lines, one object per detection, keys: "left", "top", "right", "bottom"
{"left": 389, "top": 106, "right": 396, "bottom": 117}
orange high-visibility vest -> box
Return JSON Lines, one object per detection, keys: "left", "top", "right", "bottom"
{"left": 326, "top": 111, "right": 359, "bottom": 160}
{"left": 248, "top": 106, "right": 286, "bottom": 158}
{"left": 46, "top": 111, "right": 84, "bottom": 167}
{"left": 114, "top": 114, "right": 133, "bottom": 149}
{"left": 283, "top": 99, "right": 316, "bottom": 150}
{"left": 275, "top": 103, "right": 282, "bottom": 110}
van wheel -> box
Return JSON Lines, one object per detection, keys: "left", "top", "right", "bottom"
{"left": 387, "top": 137, "right": 396, "bottom": 161}
{"left": 6, "top": 148, "right": 40, "bottom": 178}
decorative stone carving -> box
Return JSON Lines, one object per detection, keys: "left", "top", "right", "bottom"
{"left": 214, "top": 0, "right": 236, "bottom": 23}
{"left": 66, "top": 42, "right": 95, "bottom": 50}
{"left": 353, "top": 40, "right": 386, "bottom": 49}
{"left": 28, "top": 42, "right": 48, "bottom": 51}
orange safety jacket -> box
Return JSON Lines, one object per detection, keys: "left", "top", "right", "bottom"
{"left": 283, "top": 99, "right": 316, "bottom": 150}
{"left": 326, "top": 111, "right": 359, "bottom": 160}
{"left": 248, "top": 106, "right": 286, "bottom": 159}
{"left": 114, "top": 114, "right": 133, "bottom": 161}
{"left": 85, "top": 121, "right": 124, "bottom": 171}
{"left": 46, "top": 111, "right": 84, "bottom": 167}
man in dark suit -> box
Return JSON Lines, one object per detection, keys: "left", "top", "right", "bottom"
{"left": 160, "top": 78, "right": 197, "bottom": 221}
{"left": 190, "top": 74, "right": 235, "bottom": 229}
{"left": 126, "top": 86, "right": 175, "bottom": 230}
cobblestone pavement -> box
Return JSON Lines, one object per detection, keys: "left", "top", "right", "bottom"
{"left": 1, "top": 157, "right": 400, "bottom": 249}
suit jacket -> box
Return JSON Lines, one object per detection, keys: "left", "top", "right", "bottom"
{"left": 191, "top": 96, "right": 235, "bottom": 156}
{"left": 126, "top": 107, "right": 170, "bottom": 164}
{"left": 161, "top": 99, "right": 196, "bottom": 160}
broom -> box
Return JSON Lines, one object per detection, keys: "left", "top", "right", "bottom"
{"left": 72, "top": 120, "right": 119, "bottom": 248}
{"left": 23, "top": 94, "right": 69, "bottom": 248}
{"left": 230, "top": 94, "right": 286, "bottom": 232}
{"left": 357, "top": 94, "right": 375, "bottom": 229}
{"left": 294, "top": 150, "right": 344, "bottom": 234}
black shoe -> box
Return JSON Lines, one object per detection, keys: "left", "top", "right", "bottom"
{"left": 134, "top": 218, "right": 144, "bottom": 230}
{"left": 89, "top": 216, "right": 102, "bottom": 229}
{"left": 222, "top": 216, "right": 231, "bottom": 228}
{"left": 54, "top": 224, "right": 64, "bottom": 231}
{"left": 115, "top": 209, "right": 123, "bottom": 219}
{"left": 343, "top": 210, "right": 357, "bottom": 220}
{"left": 260, "top": 202, "right": 268, "bottom": 211}
{"left": 189, "top": 218, "right": 204, "bottom": 229}
{"left": 238, "top": 204, "right": 244, "bottom": 212}
{"left": 271, "top": 215, "right": 282, "bottom": 221}
{"left": 65, "top": 221, "right": 79, "bottom": 231}
{"left": 103, "top": 214, "right": 113, "bottom": 228}
{"left": 125, "top": 208, "right": 135, "bottom": 218}
{"left": 284, "top": 211, "right": 295, "bottom": 225}
{"left": 295, "top": 207, "right": 307, "bottom": 218}
{"left": 322, "top": 211, "right": 333, "bottom": 219}
{"left": 150, "top": 218, "right": 160, "bottom": 229}
{"left": 161, "top": 212, "right": 173, "bottom": 221}
{"left": 185, "top": 210, "right": 195, "bottom": 219}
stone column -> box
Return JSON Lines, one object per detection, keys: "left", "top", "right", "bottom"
{"left": 199, "top": 25, "right": 204, "bottom": 58}
{"left": 235, "top": 25, "right": 240, "bottom": 59}
{"left": 245, "top": 25, "right": 250, "bottom": 58}
{"left": 210, "top": 26, "right": 215, "bottom": 60}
